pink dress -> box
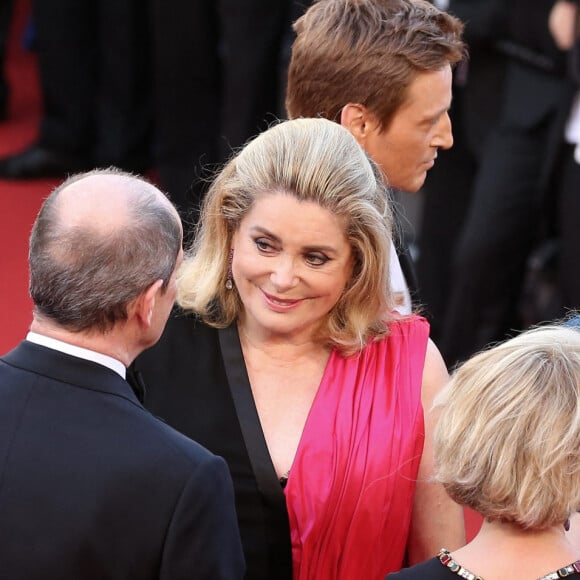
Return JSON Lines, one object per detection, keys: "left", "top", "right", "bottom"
{"left": 284, "top": 316, "right": 429, "bottom": 579}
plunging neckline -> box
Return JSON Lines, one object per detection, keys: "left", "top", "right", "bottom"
{"left": 218, "top": 323, "right": 334, "bottom": 499}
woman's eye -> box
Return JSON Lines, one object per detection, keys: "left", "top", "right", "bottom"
{"left": 306, "top": 253, "right": 329, "bottom": 266}
{"left": 255, "top": 238, "right": 273, "bottom": 252}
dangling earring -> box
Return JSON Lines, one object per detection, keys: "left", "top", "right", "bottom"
{"left": 225, "top": 248, "right": 234, "bottom": 290}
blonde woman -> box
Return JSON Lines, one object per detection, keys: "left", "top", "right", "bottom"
{"left": 135, "top": 117, "right": 464, "bottom": 579}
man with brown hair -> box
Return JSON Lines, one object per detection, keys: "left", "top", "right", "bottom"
{"left": 286, "top": 0, "right": 465, "bottom": 310}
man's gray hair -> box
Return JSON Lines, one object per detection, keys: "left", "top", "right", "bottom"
{"left": 29, "top": 169, "right": 182, "bottom": 332}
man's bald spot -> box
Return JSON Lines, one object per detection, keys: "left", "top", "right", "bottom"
{"left": 54, "top": 173, "right": 173, "bottom": 236}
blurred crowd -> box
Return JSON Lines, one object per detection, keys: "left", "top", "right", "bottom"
{"left": 0, "top": 0, "right": 310, "bottom": 228}
{"left": 420, "top": 0, "right": 580, "bottom": 368}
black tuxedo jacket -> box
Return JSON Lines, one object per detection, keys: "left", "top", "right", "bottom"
{"left": 0, "top": 341, "right": 245, "bottom": 579}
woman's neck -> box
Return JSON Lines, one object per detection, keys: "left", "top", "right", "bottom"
{"left": 451, "top": 519, "right": 580, "bottom": 579}
{"left": 236, "top": 319, "right": 328, "bottom": 364}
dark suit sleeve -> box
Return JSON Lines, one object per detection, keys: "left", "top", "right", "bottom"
{"left": 159, "top": 454, "right": 246, "bottom": 579}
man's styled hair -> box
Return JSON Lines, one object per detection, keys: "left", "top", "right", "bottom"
{"left": 29, "top": 168, "right": 182, "bottom": 332}
{"left": 178, "top": 117, "right": 395, "bottom": 356}
{"left": 286, "top": 0, "right": 465, "bottom": 129}
{"left": 434, "top": 325, "right": 580, "bottom": 529}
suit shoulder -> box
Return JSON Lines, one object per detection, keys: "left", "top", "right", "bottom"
{"left": 131, "top": 406, "right": 226, "bottom": 475}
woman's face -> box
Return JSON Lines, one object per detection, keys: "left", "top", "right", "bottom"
{"left": 231, "top": 192, "right": 353, "bottom": 342}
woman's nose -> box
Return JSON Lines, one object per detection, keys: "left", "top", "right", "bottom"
{"left": 270, "top": 257, "right": 299, "bottom": 290}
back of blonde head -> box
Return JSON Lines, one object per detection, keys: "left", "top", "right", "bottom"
{"left": 178, "top": 117, "right": 394, "bottom": 354}
{"left": 435, "top": 325, "right": 580, "bottom": 529}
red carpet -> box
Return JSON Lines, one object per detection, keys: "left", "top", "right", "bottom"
{"left": 0, "top": 0, "right": 60, "bottom": 354}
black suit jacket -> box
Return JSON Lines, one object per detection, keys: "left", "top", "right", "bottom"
{"left": 0, "top": 341, "right": 245, "bottom": 579}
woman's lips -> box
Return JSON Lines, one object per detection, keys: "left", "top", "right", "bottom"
{"left": 261, "top": 289, "right": 303, "bottom": 311}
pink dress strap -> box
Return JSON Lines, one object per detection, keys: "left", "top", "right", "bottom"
{"left": 285, "top": 316, "right": 430, "bottom": 579}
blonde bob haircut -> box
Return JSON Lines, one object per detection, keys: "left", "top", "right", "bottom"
{"left": 434, "top": 325, "right": 580, "bottom": 529}
{"left": 177, "top": 117, "right": 395, "bottom": 355}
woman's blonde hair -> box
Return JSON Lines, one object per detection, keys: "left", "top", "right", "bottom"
{"left": 178, "top": 117, "right": 395, "bottom": 355}
{"left": 434, "top": 325, "right": 580, "bottom": 529}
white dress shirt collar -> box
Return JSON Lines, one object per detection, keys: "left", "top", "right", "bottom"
{"left": 26, "top": 332, "right": 126, "bottom": 379}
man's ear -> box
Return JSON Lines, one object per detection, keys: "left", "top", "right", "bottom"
{"left": 135, "top": 279, "right": 164, "bottom": 327}
{"left": 340, "top": 103, "right": 374, "bottom": 145}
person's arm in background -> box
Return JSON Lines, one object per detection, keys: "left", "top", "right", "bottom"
{"left": 406, "top": 340, "right": 466, "bottom": 564}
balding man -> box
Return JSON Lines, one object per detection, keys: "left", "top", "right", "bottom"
{"left": 0, "top": 169, "right": 245, "bottom": 579}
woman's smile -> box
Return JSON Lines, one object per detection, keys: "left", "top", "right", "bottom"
{"left": 261, "top": 288, "right": 305, "bottom": 311}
